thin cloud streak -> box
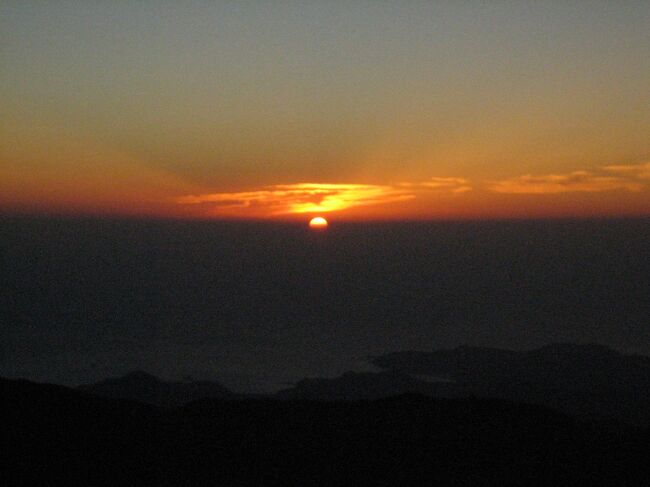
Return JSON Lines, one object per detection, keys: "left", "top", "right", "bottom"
{"left": 400, "top": 177, "right": 473, "bottom": 194}
{"left": 489, "top": 169, "right": 644, "bottom": 194}
{"left": 604, "top": 161, "right": 650, "bottom": 180}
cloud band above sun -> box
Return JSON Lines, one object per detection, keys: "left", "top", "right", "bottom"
{"left": 176, "top": 179, "right": 471, "bottom": 217}
{"left": 176, "top": 183, "right": 414, "bottom": 215}
{"left": 171, "top": 162, "right": 650, "bottom": 219}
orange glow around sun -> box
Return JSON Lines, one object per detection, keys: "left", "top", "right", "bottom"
{"left": 175, "top": 183, "right": 415, "bottom": 217}
{"left": 309, "top": 216, "right": 328, "bottom": 229}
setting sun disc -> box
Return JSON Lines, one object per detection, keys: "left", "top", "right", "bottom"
{"left": 309, "top": 217, "right": 328, "bottom": 229}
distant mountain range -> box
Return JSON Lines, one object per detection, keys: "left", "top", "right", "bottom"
{"left": 284, "top": 343, "right": 650, "bottom": 426}
{"left": 368, "top": 343, "right": 650, "bottom": 426}
{"left": 76, "top": 343, "right": 650, "bottom": 426}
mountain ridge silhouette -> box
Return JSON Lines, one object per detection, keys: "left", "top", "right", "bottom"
{"left": 74, "top": 343, "right": 650, "bottom": 426}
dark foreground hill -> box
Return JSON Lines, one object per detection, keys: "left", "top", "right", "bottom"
{"left": 2, "top": 377, "right": 649, "bottom": 486}
{"left": 78, "top": 370, "right": 237, "bottom": 407}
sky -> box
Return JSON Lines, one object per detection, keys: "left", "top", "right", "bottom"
{"left": 2, "top": 1, "right": 649, "bottom": 220}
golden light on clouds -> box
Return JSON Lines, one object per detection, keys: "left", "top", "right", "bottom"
{"left": 174, "top": 178, "right": 480, "bottom": 218}
{"left": 176, "top": 183, "right": 417, "bottom": 216}
{"left": 173, "top": 162, "right": 650, "bottom": 219}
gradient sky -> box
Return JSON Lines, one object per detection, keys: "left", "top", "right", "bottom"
{"left": 2, "top": 1, "right": 649, "bottom": 220}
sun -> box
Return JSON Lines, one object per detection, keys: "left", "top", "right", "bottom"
{"left": 309, "top": 216, "right": 328, "bottom": 229}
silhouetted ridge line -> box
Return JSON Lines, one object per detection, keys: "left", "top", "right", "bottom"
{"left": 75, "top": 343, "right": 650, "bottom": 426}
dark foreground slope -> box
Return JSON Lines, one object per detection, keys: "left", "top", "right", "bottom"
{"left": 2, "top": 377, "right": 649, "bottom": 486}
{"left": 78, "top": 370, "right": 237, "bottom": 407}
